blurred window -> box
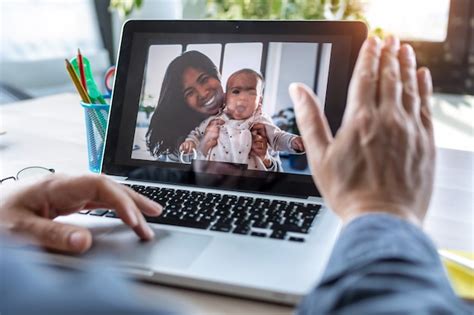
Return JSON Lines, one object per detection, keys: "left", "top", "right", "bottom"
{"left": 0, "top": 0, "right": 108, "bottom": 99}
{"left": 186, "top": 44, "right": 222, "bottom": 72}
{"left": 0, "top": 0, "right": 103, "bottom": 61}
{"left": 221, "top": 43, "right": 263, "bottom": 88}
{"left": 141, "top": 45, "right": 183, "bottom": 107}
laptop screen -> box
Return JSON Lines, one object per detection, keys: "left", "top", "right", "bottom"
{"left": 103, "top": 21, "right": 367, "bottom": 198}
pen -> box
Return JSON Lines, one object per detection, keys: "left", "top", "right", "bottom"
{"left": 77, "top": 48, "right": 87, "bottom": 93}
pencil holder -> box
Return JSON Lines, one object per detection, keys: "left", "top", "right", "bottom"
{"left": 81, "top": 101, "right": 110, "bottom": 173}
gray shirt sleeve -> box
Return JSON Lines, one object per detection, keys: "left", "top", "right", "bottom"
{"left": 0, "top": 243, "right": 181, "bottom": 315}
{"left": 297, "top": 214, "right": 470, "bottom": 315}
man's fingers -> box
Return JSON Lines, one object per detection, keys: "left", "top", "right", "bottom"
{"left": 21, "top": 217, "right": 92, "bottom": 254}
{"left": 417, "top": 67, "right": 433, "bottom": 133}
{"left": 399, "top": 44, "right": 421, "bottom": 117}
{"left": 91, "top": 178, "right": 140, "bottom": 225}
{"left": 123, "top": 187, "right": 162, "bottom": 217}
{"left": 344, "top": 36, "right": 382, "bottom": 124}
{"left": 290, "top": 83, "right": 332, "bottom": 169}
{"left": 44, "top": 176, "right": 154, "bottom": 241}
{"left": 379, "top": 36, "right": 403, "bottom": 111}
{"left": 98, "top": 180, "right": 154, "bottom": 240}
{"left": 131, "top": 208, "right": 155, "bottom": 241}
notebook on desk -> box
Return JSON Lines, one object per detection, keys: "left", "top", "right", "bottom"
{"left": 54, "top": 20, "right": 367, "bottom": 304}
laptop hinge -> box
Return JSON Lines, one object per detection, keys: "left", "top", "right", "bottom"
{"left": 106, "top": 175, "right": 128, "bottom": 181}
{"left": 306, "top": 196, "right": 324, "bottom": 204}
{"left": 109, "top": 176, "right": 324, "bottom": 202}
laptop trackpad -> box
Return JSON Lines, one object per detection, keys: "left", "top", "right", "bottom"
{"left": 85, "top": 226, "right": 212, "bottom": 270}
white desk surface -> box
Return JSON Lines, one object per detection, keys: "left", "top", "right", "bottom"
{"left": 1, "top": 93, "right": 473, "bottom": 314}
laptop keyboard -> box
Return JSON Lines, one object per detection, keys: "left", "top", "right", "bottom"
{"left": 79, "top": 184, "right": 321, "bottom": 242}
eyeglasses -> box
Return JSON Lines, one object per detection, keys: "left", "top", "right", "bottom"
{"left": 0, "top": 166, "right": 55, "bottom": 184}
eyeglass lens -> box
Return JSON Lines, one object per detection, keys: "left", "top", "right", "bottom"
{"left": 16, "top": 167, "right": 55, "bottom": 181}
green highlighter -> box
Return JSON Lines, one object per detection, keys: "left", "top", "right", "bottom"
{"left": 70, "top": 56, "right": 107, "bottom": 105}
{"left": 70, "top": 55, "right": 108, "bottom": 132}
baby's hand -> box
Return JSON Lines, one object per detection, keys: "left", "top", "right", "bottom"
{"left": 291, "top": 136, "right": 305, "bottom": 152}
{"left": 180, "top": 140, "right": 196, "bottom": 154}
{"left": 201, "top": 119, "right": 224, "bottom": 155}
{"left": 207, "top": 118, "right": 225, "bottom": 128}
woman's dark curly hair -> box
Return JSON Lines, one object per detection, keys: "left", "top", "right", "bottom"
{"left": 146, "top": 51, "right": 221, "bottom": 157}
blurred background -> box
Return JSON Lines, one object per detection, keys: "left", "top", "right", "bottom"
{"left": 1, "top": 0, "right": 473, "bottom": 151}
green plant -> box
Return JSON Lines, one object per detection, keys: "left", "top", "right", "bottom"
{"left": 139, "top": 104, "right": 155, "bottom": 119}
{"left": 206, "top": 0, "right": 367, "bottom": 21}
{"left": 109, "top": 0, "right": 369, "bottom": 24}
{"left": 109, "top": 0, "right": 144, "bottom": 18}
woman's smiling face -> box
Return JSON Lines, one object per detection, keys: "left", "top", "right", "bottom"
{"left": 182, "top": 67, "right": 224, "bottom": 115}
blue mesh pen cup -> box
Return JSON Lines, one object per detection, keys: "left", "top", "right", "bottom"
{"left": 81, "top": 101, "right": 110, "bottom": 173}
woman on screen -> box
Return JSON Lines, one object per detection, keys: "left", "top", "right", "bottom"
{"left": 146, "top": 50, "right": 281, "bottom": 171}
{"left": 146, "top": 50, "right": 224, "bottom": 159}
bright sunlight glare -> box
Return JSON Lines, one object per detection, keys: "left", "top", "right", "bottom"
{"left": 364, "top": 0, "right": 451, "bottom": 42}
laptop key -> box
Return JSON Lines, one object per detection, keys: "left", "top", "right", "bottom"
{"left": 288, "top": 236, "right": 305, "bottom": 242}
{"left": 146, "top": 216, "right": 210, "bottom": 230}
{"left": 105, "top": 211, "right": 118, "bottom": 218}
{"left": 253, "top": 222, "right": 269, "bottom": 229}
{"left": 273, "top": 223, "right": 309, "bottom": 234}
{"left": 122, "top": 185, "right": 314, "bottom": 240}
{"left": 250, "top": 231, "right": 266, "bottom": 237}
{"left": 183, "top": 212, "right": 199, "bottom": 220}
{"left": 199, "top": 214, "right": 213, "bottom": 221}
{"left": 155, "top": 198, "right": 167, "bottom": 205}
{"left": 306, "top": 204, "right": 321, "bottom": 214}
{"left": 302, "top": 218, "right": 315, "bottom": 228}
{"left": 270, "top": 229, "right": 287, "bottom": 239}
{"left": 89, "top": 209, "right": 108, "bottom": 216}
{"left": 270, "top": 200, "right": 288, "bottom": 210}
{"left": 233, "top": 217, "right": 250, "bottom": 226}
{"left": 216, "top": 217, "right": 233, "bottom": 226}
{"left": 233, "top": 224, "right": 251, "bottom": 235}
{"left": 167, "top": 204, "right": 182, "bottom": 211}
{"left": 210, "top": 223, "right": 232, "bottom": 232}
{"left": 283, "top": 217, "right": 302, "bottom": 226}
{"left": 79, "top": 210, "right": 90, "bottom": 214}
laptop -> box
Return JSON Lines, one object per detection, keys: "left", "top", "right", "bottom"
{"left": 52, "top": 20, "right": 367, "bottom": 305}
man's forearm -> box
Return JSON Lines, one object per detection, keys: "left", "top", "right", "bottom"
{"left": 298, "top": 214, "right": 469, "bottom": 314}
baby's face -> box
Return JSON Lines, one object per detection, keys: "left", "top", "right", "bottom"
{"left": 225, "top": 73, "right": 262, "bottom": 120}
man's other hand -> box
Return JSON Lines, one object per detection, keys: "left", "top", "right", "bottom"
{"left": 290, "top": 36, "right": 435, "bottom": 226}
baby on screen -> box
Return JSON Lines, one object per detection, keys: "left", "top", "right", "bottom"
{"left": 180, "top": 68, "right": 304, "bottom": 170}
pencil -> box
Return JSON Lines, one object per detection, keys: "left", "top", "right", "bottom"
{"left": 65, "top": 58, "right": 105, "bottom": 140}
{"left": 65, "top": 59, "right": 91, "bottom": 103}
{"left": 77, "top": 48, "right": 87, "bottom": 93}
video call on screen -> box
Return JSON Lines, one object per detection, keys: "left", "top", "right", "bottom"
{"left": 130, "top": 41, "right": 333, "bottom": 176}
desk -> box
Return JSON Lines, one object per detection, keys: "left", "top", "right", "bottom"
{"left": 1, "top": 93, "right": 473, "bottom": 313}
